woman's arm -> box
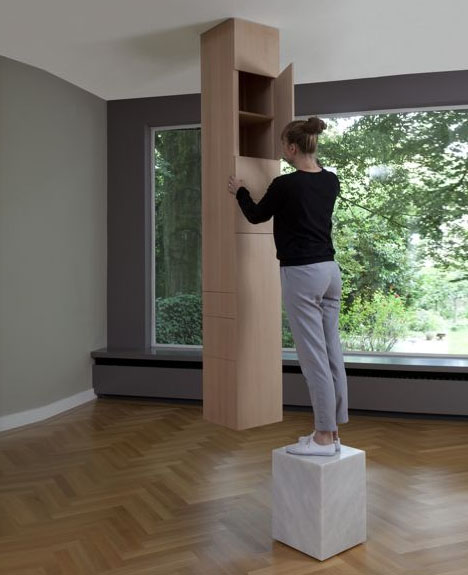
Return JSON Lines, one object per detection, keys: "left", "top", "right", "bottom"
{"left": 228, "top": 175, "right": 283, "bottom": 224}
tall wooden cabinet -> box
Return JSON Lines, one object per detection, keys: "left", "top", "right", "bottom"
{"left": 201, "top": 18, "right": 294, "bottom": 430}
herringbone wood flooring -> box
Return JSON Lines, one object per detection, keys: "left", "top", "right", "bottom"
{"left": 1, "top": 399, "right": 468, "bottom": 575}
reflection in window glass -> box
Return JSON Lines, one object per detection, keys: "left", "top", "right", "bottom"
{"left": 154, "top": 110, "right": 468, "bottom": 354}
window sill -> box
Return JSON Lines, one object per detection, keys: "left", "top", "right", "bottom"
{"left": 91, "top": 345, "right": 468, "bottom": 375}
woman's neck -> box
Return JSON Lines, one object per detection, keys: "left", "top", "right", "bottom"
{"left": 293, "top": 154, "right": 321, "bottom": 172}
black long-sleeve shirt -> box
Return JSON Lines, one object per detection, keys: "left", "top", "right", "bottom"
{"left": 236, "top": 168, "right": 340, "bottom": 266}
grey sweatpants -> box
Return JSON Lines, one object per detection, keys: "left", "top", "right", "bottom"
{"left": 280, "top": 261, "right": 349, "bottom": 431}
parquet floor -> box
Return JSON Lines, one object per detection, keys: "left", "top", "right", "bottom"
{"left": 1, "top": 399, "right": 468, "bottom": 575}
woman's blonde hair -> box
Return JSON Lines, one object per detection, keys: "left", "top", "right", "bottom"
{"left": 281, "top": 116, "right": 327, "bottom": 154}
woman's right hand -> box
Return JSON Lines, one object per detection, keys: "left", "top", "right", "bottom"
{"left": 228, "top": 176, "right": 244, "bottom": 195}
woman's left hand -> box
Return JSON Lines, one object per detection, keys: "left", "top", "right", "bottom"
{"left": 228, "top": 176, "right": 244, "bottom": 195}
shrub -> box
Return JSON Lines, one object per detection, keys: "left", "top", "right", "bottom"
{"left": 340, "top": 290, "right": 408, "bottom": 352}
{"left": 282, "top": 306, "right": 295, "bottom": 348}
{"left": 155, "top": 293, "right": 202, "bottom": 344}
{"left": 407, "top": 309, "right": 446, "bottom": 333}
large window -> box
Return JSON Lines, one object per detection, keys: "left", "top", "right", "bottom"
{"left": 153, "top": 127, "right": 202, "bottom": 346}
{"left": 153, "top": 110, "right": 468, "bottom": 355}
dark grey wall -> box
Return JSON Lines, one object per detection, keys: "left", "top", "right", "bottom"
{"left": 107, "top": 70, "right": 468, "bottom": 350}
{"left": 93, "top": 364, "right": 468, "bottom": 416}
{"left": 295, "top": 70, "right": 468, "bottom": 115}
{"left": 107, "top": 95, "right": 200, "bottom": 348}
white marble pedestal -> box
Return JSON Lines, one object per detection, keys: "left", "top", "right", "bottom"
{"left": 272, "top": 445, "right": 366, "bottom": 561}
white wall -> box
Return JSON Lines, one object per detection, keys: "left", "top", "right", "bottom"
{"left": 0, "top": 0, "right": 467, "bottom": 99}
{"left": 0, "top": 56, "right": 107, "bottom": 425}
{"left": 279, "top": 0, "right": 468, "bottom": 85}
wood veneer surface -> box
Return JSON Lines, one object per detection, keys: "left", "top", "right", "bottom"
{"left": 201, "top": 18, "right": 286, "bottom": 430}
{"left": 2, "top": 399, "right": 468, "bottom": 574}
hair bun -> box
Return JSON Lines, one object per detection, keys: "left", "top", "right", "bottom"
{"left": 305, "top": 116, "right": 327, "bottom": 135}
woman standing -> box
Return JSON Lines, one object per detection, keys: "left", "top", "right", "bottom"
{"left": 228, "top": 116, "right": 348, "bottom": 456}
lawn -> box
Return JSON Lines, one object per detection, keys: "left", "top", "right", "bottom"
{"left": 446, "top": 326, "right": 468, "bottom": 355}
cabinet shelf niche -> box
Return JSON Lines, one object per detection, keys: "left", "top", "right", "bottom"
{"left": 239, "top": 111, "right": 274, "bottom": 126}
{"left": 238, "top": 72, "right": 275, "bottom": 160}
{"left": 239, "top": 72, "right": 273, "bottom": 116}
{"left": 239, "top": 121, "right": 274, "bottom": 160}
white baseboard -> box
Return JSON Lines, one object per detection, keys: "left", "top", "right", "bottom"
{"left": 0, "top": 389, "right": 97, "bottom": 432}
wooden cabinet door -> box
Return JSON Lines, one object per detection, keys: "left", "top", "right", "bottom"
{"left": 234, "top": 156, "right": 280, "bottom": 234}
{"left": 235, "top": 232, "right": 283, "bottom": 429}
{"left": 274, "top": 64, "right": 295, "bottom": 160}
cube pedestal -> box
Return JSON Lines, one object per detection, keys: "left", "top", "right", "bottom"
{"left": 272, "top": 445, "right": 366, "bottom": 561}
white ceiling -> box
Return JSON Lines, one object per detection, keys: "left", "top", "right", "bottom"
{"left": 1, "top": 0, "right": 467, "bottom": 101}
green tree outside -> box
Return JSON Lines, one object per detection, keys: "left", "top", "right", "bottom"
{"left": 154, "top": 110, "right": 468, "bottom": 354}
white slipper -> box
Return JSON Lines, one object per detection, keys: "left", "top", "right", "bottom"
{"left": 299, "top": 432, "right": 341, "bottom": 452}
{"left": 286, "top": 435, "right": 336, "bottom": 456}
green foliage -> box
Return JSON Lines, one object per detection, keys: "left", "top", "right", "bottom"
{"left": 155, "top": 294, "right": 202, "bottom": 345}
{"left": 153, "top": 111, "right": 468, "bottom": 354}
{"left": 154, "top": 129, "right": 201, "bottom": 300}
{"left": 319, "top": 111, "right": 468, "bottom": 278}
{"left": 408, "top": 266, "right": 468, "bottom": 321}
{"left": 282, "top": 305, "right": 295, "bottom": 348}
{"left": 339, "top": 290, "right": 408, "bottom": 352}
{"left": 407, "top": 309, "right": 446, "bottom": 333}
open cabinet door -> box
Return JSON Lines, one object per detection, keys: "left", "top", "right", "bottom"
{"left": 274, "top": 64, "right": 294, "bottom": 160}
